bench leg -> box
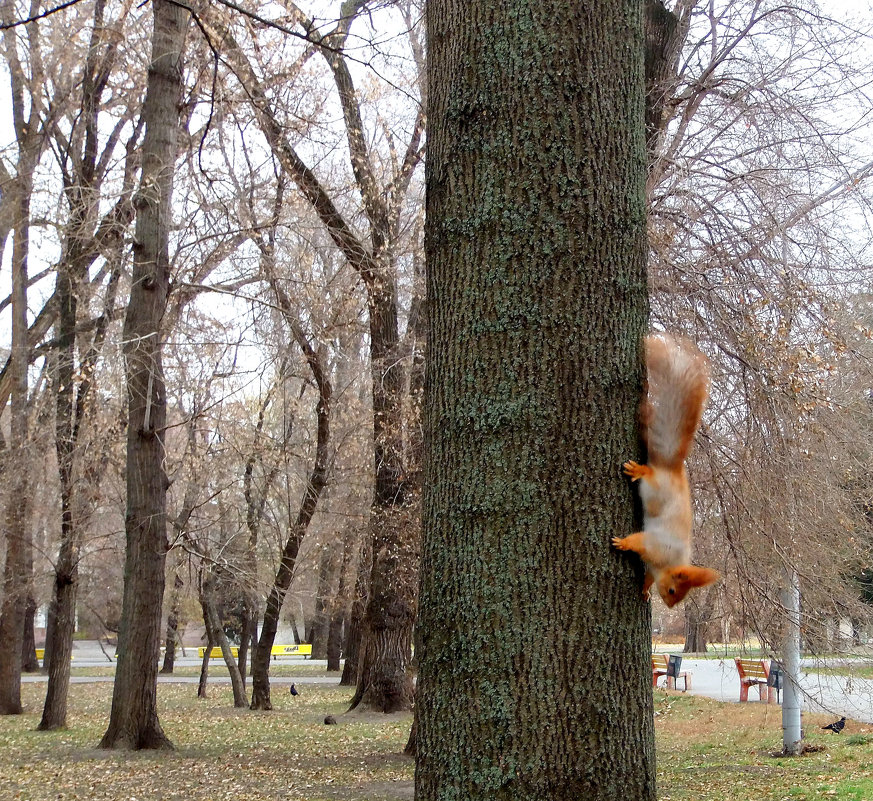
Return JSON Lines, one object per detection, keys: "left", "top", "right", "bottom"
{"left": 739, "top": 682, "right": 749, "bottom": 702}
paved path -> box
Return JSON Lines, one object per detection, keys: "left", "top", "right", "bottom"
{"left": 24, "top": 642, "right": 873, "bottom": 723}
{"left": 667, "top": 657, "right": 873, "bottom": 724}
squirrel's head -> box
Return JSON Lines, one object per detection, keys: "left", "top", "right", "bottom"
{"left": 657, "top": 565, "right": 720, "bottom": 607}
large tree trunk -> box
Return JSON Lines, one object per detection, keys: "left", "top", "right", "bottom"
{"left": 98, "top": 0, "right": 189, "bottom": 750}
{"left": 416, "top": 1, "right": 653, "bottom": 798}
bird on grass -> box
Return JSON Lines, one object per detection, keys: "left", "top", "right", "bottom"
{"left": 289, "top": 683, "right": 299, "bottom": 696}
{"left": 821, "top": 717, "right": 846, "bottom": 734}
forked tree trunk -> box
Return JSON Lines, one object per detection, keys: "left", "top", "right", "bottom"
{"left": 37, "top": 545, "right": 78, "bottom": 729}
{"left": 417, "top": 1, "right": 653, "bottom": 798}
{"left": 249, "top": 324, "right": 331, "bottom": 711}
{"left": 201, "top": 575, "right": 247, "bottom": 708}
{"left": 98, "top": 0, "right": 189, "bottom": 750}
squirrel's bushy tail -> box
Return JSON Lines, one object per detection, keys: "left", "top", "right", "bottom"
{"left": 642, "top": 333, "right": 709, "bottom": 470}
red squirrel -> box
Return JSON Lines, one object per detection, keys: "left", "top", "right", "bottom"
{"left": 612, "top": 333, "right": 720, "bottom": 607}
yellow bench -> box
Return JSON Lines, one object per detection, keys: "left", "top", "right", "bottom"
{"left": 271, "top": 644, "right": 312, "bottom": 659}
{"left": 33, "top": 649, "right": 73, "bottom": 664}
{"left": 196, "top": 644, "right": 313, "bottom": 660}
{"left": 198, "top": 646, "right": 240, "bottom": 659}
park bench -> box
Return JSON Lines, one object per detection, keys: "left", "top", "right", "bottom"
{"left": 734, "top": 657, "right": 774, "bottom": 703}
{"left": 33, "top": 649, "right": 73, "bottom": 665}
{"left": 196, "top": 644, "right": 313, "bottom": 660}
{"left": 271, "top": 644, "right": 312, "bottom": 660}
{"left": 198, "top": 646, "right": 240, "bottom": 659}
{"left": 651, "top": 654, "right": 691, "bottom": 691}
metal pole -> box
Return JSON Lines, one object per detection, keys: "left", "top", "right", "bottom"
{"left": 781, "top": 569, "right": 802, "bottom": 755}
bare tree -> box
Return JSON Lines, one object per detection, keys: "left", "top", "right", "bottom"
{"left": 0, "top": 0, "right": 52, "bottom": 715}
{"left": 99, "top": 0, "right": 191, "bottom": 750}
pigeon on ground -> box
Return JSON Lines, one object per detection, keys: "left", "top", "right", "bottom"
{"left": 821, "top": 716, "right": 846, "bottom": 733}
{"left": 324, "top": 715, "right": 337, "bottom": 725}
{"left": 289, "top": 683, "right": 299, "bottom": 696}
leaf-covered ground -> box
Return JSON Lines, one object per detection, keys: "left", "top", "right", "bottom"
{"left": 1, "top": 681, "right": 871, "bottom": 800}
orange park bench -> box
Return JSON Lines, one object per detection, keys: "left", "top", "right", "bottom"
{"left": 734, "top": 657, "right": 774, "bottom": 703}
{"left": 651, "top": 654, "right": 692, "bottom": 691}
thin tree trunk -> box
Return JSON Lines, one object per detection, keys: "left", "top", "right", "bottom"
{"left": 683, "top": 596, "right": 711, "bottom": 654}
{"left": 201, "top": 573, "right": 247, "bottom": 708}
{"left": 249, "top": 273, "right": 332, "bottom": 711}
{"left": 98, "top": 0, "right": 189, "bottom": 750}
{"left": 417, "top": 0, "right": 653, "bottom": 797}
{"left": 197, "top": 624, "right": 213, "bottom": 699}
{"left": 0, "top": 147, "right": 37, "bottom": 718}
{"left": 309, "top": 545, "right": 336, "bottom": 660}
{"left": 21, "top": 595, "right": 39, "bottom": 673}
{"left": 160, "top": 574, "right": 184, "bottom": 674}
{"left": 42, "top": 602, "right": 56, "bottom": 673}
{"left": 328, "top": 525, "right": 356, "bottom": 673}
{"left": 340, "top": 532, "right": 370, "bottom": 687}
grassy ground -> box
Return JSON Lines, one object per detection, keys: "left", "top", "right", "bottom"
{"left": 2, "top": 682, "right": 871, "bottom": 800}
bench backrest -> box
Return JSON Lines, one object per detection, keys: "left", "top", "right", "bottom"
{"left": 734, "top": 657, "right": 769, "bottom": 680}
{"left": 651, "top": 654, "right": 669, "bottom": 671}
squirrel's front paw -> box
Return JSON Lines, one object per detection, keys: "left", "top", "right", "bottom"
{"left": 623, "top": 461, "right": 651, "bottom": 481}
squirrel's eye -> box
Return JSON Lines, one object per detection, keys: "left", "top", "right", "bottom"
{"left": 668, "top": 588, "right": 676, "bottom": 595}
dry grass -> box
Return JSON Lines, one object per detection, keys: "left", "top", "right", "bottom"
{"left": 1, "top": 682, "right": 871, "bottom": 799}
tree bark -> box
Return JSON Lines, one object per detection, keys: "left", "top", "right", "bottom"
{"left": 21, "top": 594, "right": 39, "bottom": 673}
{"left": 98, "top": 0, "right": 189, "bottom": 750}
{"left": 310, "top": 544, "right": 338, "bottom": 660}
{"left": 197, "top": 626, "right": 213, "bottom": 699}
{"left": 339, "top": 529, "right": 370, "bottom": 686}
{"left": 683, "top": 595, "right": 711, "bottom": 654}
{"left": 417, "top": 1, "right": 653, "bottom": 798}
{"left": 160, "top": 573, "right": 184, "bottom": 674}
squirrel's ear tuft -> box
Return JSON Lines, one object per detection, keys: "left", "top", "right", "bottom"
{"left": 675, "top": 566, "right": 720, "bottom": 589}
